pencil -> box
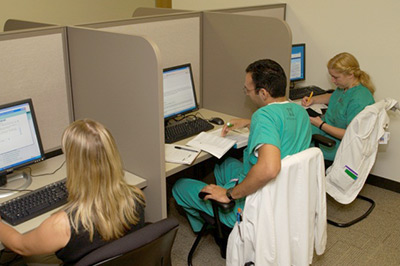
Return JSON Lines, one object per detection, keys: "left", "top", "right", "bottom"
{"left": 306, "top": 91, "right": 314, "bottom": 104}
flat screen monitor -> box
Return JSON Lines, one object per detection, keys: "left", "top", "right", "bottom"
{"left": 290, "top": 43, "right": 306, "bottom": 82}
{"left": 0, "top": 98, "right": 44, "bottom": 198}
{"left": 163, "top": 64, "right": 198, "bottom": 120}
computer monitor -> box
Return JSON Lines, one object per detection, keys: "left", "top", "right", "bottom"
{"left": 163, "top": 64, "right": 198, "bottom": 120}
{"left": 290, "top": 43, "right": 306, "bottom": 85}
{"left": 0, "top": 98, "right": 44, "bottom": 198}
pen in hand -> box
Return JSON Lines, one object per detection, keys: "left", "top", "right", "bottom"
{"left": 306, "top": 91, "right": 314, "bottom": 105}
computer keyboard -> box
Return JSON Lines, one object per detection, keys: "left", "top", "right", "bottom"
{"left": 165, "top": 117, "right": 214, "bottom": 143}
{"left": 289, "top": 85, "right": 327, "bottom": 100}
{"left": 0, "top": 178, "right": 68, "bottom": 226}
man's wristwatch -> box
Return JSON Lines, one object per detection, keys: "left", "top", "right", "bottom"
{"left": 226, "top": 187, "right": 234, "bottom": 201}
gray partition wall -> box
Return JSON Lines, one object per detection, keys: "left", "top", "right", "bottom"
{"left": 3, "top": 19, "right": 55, "bottom": 32}
{"left": 133, "top": 7, "right": 191, "bottom": 17}
{"left": 67, "top": 27, "right": 165, "bottom": 222}
{"left": 79, "top": 12, "right": 202, "bottom": 105}
{"left": 211, "top": 4, "right": 286, "bottom": 20}
{"left": 202, "top": 12, "right": 292, "bottom": 118}
{"left": 0, "top": 27, "right": 72, "bottom": 153}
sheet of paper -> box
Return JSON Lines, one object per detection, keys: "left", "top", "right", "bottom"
{"left": 186, "top": 131, "right": 236, "bottom": 159}
{"left": 165, "top": 144, "right": 200, "bottom": 165}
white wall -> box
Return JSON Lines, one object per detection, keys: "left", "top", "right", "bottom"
{"left": 174, "top": 0, "right": 400, "bottom": 183}
{"left": 0, "top": 0, "right": 155, "bottom": 31}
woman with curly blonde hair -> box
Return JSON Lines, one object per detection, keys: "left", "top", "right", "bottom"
{"left": 0, "top": 119, "right": 145, "bottom": 265}
{"left": 302, "top": 52, "right": 375, "bottom": 160}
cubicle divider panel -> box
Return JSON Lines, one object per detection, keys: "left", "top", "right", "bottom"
{"left": 79, "top": 12, "right": 202, "bottom": 104}
{"left": 0, "top": 27, "right": 73, "bottom": 153}
{"left": 211, "top": 4, "right": 286, "bottom": 20}
{"left": 67, "top": 27, "right": 165, "bottom": 221}
{"left": 3, "top": 19, "right": 56, "bottom": 32}
{"left": 133, "top": 7, "right": 192, "bottom": 17}
{"left": 202, "top": 12, "right": 292, "bottom": 119}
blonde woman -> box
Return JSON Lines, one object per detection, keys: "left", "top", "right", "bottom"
{"left": 0, "top": 119, "right": 145, "bottom": 265}
{"left": 302, "top": 52, "right": 375, "bottom": 160}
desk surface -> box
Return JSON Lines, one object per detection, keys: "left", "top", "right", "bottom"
{"left": 0, "top": 154, "right": 147, "bottom": 248}
{"left": 165, "top": 108, "right": 241, "bottom": 177}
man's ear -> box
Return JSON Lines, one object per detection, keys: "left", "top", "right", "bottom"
{"left": 259, "top": 88, "right": 270, "bottom": 101}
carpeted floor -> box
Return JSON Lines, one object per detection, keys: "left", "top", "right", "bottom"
{"left": 170, "top": 183, "right": 400, "bottom": 266}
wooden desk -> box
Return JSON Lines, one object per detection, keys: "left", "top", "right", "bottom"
{"left": 165, "top": 108, "right": 242, "bottom": 177}
{"left": 0, "top": 154, "right": 147, "bottom": 249}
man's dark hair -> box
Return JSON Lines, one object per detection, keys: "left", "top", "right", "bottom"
{"left": 245, "top": 59, "right": 287, "bottom": 97}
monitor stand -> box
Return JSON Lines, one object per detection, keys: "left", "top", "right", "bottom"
{"left": 0, "top": 172, "right": 32, "bottom": 198}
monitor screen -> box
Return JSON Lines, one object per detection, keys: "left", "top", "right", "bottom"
{"left": 290, "top": 43, "right": 306, "bottom": 82}
{"left": 0, "top": 99, "right": 44, "bottom": 176}
{"left": 163, "top": 64, "right": 198, "bottom": 120}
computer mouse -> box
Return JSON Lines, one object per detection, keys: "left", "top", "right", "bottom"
{"left": 209, "top": 117, "right": 224, "bottom": 125}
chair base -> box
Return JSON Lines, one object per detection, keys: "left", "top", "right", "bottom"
{"left": 328, "top": 194, "right": 375, "bottom": 228}
{"left": 187, "top": 211, "right": 231, "bottom": 266}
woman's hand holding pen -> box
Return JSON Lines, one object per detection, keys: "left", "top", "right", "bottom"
{"left": 301, "top": 94, "right": 314, "bottom": 107}
{"left": 221, "top": 118, "right": 251, "bottom": 137}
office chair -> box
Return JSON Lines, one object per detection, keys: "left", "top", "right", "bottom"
{"left": 75, "top": 217, "right": 179, "bottom": 266}
{"left": 313, "top": 98, "right": 399, "bottom": 228}
{"left": 226, "top": 148, "right": 327, "bottom": 265}
{"left": 187, "top": 193, "right": 235, "bottom": 266}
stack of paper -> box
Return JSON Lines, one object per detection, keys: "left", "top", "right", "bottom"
{"left": 210, "top": 128, "right": 249, "bottom": 149}
{"left": 187, "top": 131, "right": 236, "bottom": 159}
{"left": 165, "top": 144, "right": 201, "bottom": 165}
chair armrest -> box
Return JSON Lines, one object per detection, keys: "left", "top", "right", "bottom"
{"left": 198, "top": 192, "right": 235, "bottom": 211}
{"left": 312, "top": 134, "right": 336, "bottom": 148}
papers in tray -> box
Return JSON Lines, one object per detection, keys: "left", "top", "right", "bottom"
{"left": 187, "top": 128, "right": 249, "bottom": 159}
{"left": 165, "top": 144, "right": 201, "bottom": 165}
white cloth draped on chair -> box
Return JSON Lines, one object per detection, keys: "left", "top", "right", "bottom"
{"left": 226, "top": 147, "right": 327, "bottom": 266}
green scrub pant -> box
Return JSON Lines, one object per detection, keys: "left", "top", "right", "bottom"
{"left": 172, "top": 157, "right": 246, "bottom": 232}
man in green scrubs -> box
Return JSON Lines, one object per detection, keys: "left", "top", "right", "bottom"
{"left": 173, "top": 59, "right": 311, "bottom": 232}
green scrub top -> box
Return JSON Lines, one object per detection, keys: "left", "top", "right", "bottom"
{"left": 243, "top": 101, "right": 312, "bottom": 175}
{"left": 313, "top": 84, "right": 374, "bottom": 160}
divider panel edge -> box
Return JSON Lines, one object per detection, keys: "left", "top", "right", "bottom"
{"left": 67, "top": 27, "right": 165, "bottom": 221}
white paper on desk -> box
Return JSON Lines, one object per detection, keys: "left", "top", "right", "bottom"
{"left": 210, "top": 128, "right": 249, "bottom": 149}
{"left": 186, "top": 132, "right": 236, "bottom": 159}
{"left": 165, "top": 144, "right": 200, "bottom": 165}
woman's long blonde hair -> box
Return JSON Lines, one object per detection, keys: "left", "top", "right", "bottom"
{"left": 62, "top": 119, "right": 145, "bottom": 241}
{"left": 327, "top": 52, "right": 375, "bottom": 94}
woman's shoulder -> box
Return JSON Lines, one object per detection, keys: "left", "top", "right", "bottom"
{"left": 353, "top": 84, "right": 371, "bottom": 94}
{"left": 49, "top": 211, "right": 70, "bottom": 232}
{"left": 352, "top": 85, "right": 374, "bottom": 101}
